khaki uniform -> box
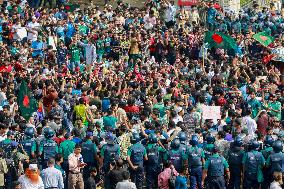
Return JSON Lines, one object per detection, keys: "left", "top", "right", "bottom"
{"left": 0, "top": 158, "right": 7, "bottom": 186}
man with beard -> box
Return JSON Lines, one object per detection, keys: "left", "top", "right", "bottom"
{"left": 18, "top": 164, "right": 44, "bottom": 189}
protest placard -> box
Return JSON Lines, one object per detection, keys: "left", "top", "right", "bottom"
{"left": 202, "top": 106, "right": 221, "bottom": 120}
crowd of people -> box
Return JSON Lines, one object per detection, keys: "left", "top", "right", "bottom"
{"left": 0, "top": 0, "right": 283, "bottom": 188}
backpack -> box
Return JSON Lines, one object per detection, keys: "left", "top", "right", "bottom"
{"left": 168, "top": 167, "right": 176, "bottom": 189}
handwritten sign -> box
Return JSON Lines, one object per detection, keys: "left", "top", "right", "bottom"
{"left": 202, "top": 106, "right": 221, "bottom": 120}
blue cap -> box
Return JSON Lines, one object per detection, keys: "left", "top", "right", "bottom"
{"left": 11, "top": 141, "right": 19, "bottom": 147}
{"left": 86, "top": 131, "right": 93, "bottom": 137}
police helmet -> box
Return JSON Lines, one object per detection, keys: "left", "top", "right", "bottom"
{"left": 171, "top": 138, "right": 180, "bottom": 149}
{"left": 43, "top": 127, "right": 55, "bottom": 139}
{"left": 206, "top": 133, "right": 215, "bottom": 144}
{"left": 131, "top": 133, "right": 141, "bottom": 144}
{"left": 178, "top": 132, "right": 187, "bottom": 142}
{"left": 212, "top": 145, "right": 220, "bottom": 153}
{"left": 148, "top": 133, "right": 158, "bottom": 144}
{"left": 234, "top": 136, "right": 243, "bottom": 147}
{"left": 106, "top": 132, "right": 115, "bottom": 144}
{"left": 249, "top": 139, "right": 260, "bottom": 150}
{"left": 25, "top": 127, "right": 35, "bottom": 138}
{"left": 264, "top": 135, "right": 274, "bottom": 147}
{"left": 272, "top": 140, "right": 283, "bottom": 153}
{"left": 190, "top": 135, "right": 199, "bottom": 146}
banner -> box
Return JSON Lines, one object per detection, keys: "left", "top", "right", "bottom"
{"left": 178, "top": 0, "right": 198, "bottom": 6}
{"left": 202, "top": 106, "right": 221, "bottom": 120}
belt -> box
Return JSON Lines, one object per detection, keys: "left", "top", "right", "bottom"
{"left": 46, "top": 187, "right": 58, "bottom": 189}
{"left": 69, "top": 171, "right": 81, "bottom": 174}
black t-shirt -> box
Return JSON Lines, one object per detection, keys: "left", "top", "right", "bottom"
{"left": 86, "top": 175, "right": 96, "bottom": 189}
{"left": 108, "top": 168, "right": 127, "bottom": 189}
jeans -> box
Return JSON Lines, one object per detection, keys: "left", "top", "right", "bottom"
{"left": 207, "top": 176, "right": 226, "bottom": 189}
{"left": 243, "top": 177, "right": 260, "bottom": 189}
{"left": 130, "top": 165, "right": 144, "bottom": 189}
{"left": 145, "top": 165, "right": 160, "bottom": 189}
{"left": 228, "top": 166, "right": 241, "bottom": 189}
{"left": 190, "top": 166, "right": 203, "bottom": 189}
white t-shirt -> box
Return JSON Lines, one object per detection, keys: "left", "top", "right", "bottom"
{"left": 27, "top": 22, "right": 40, "bottom": 41}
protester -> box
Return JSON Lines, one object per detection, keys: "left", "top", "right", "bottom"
{"left": 115, "top": 171, "right": 137, "bottom": 189}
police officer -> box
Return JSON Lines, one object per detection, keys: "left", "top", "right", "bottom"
{"left": 266, "top": 140, "right": 284, "bottom": 184}
{"left": 202, "top": 145, "right": 230, "bottom": 189}
{"left": 81, "top": 131, "right": 98, "bottom": 181}
{"left": 178, "top": 132, "right": 188, "bottom": 154}
{"left": 6, "top": 141, "right": 28, "bottom": 189}
{"left": 145, "top": 133, "right": 165, "bottom": 189}
{"left": 227, "top": 136, "right": 244, "bottom": 189}
{"left": 261, "top": 135, "right": 274, "bottom": 189}
{"left": 166, "top": 138, "right": 186, "bottom": 173}
{"left": 261, "top": 135, "right": 274, "bottom": 160}
{"left": 242, "top": 139, "right": 265, "bottom": 189}
{"left": 203, "top": 133, "right": 215, "bottom": 160}
{"left": 0, "top": 130, "right": 15, "bottom": 152}
{"left": 101, "top": 132, "right": 120, "bottom": 173}
{"left": 186, "top": 134, "right": 205, "bottom": 189}
{"left": 127, "top": 133, "right": 147, "bottom": 189}
{"left": 39, "top": 127, "right": 58, "bottom": 169}
{"left": 20, "top": 127, "right": 37, "bottom": 159}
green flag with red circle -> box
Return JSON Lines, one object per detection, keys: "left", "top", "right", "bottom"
{"left": 253, "top": 31, "right": 274, "bottom": 47}
{"left": 204, "top": 31, "right": 237, "bottom": 51}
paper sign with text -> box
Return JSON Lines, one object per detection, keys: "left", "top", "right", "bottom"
{"left": 202, "top": 106, "right": 221, "bottom": 120}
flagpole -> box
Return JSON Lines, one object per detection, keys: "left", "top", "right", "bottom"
{"left": 202, "top": 44, "right": 205, "bottom": 70}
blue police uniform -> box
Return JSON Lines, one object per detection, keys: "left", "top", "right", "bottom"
{"left": 242, "top": 150, "right": 265, "bottom": 189}
{"left": 266, "top": 152, "right": 284, "bottom": 183}
{"left": 186, "top": 146, "right": 204, "bottom": 189}
{"left": 167, "top": 148, "right": 185, "bottom": 173}
{"left": 0, "top": 138, "right": 12, "bottom": 153}
{"left": 227, "top": 145, "right": 244, "bottom": 189}
{"left": 39, "top": 139, "right": 58, "bottom": 169}
{"left": 101, "top": 143, "right": 120, "bottom": 173}
{"left": 145, "top": 143, "right": 165, "bottom": 189}
{"left": 204, "top": 154, "right": 229, "bottom": 189}
{"left": 20, "top": 138, "right": 36, "bottom": 158}
{"left": 261, "top": 146, "right": 274, "bottom": 189}
{"left": 127, "top": 143, "right": 146, "bottom": 189}
{"left": 81, "top": 139, "right": 97, "bottom": 180}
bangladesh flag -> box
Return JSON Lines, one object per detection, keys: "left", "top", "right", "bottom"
{"left": 253, "top": 31, "right": 274, "bottom": 47}
{"left": 65, "top": 3, "right": 80, "bottom": 12}
{"left": 204, "top": 31, "right": 238, "bottom": 51}
{"left": 18, "top": 81, "right": 38, "bottom": 120}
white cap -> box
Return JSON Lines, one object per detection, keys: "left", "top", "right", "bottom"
{"left": 29, "top": 164, "right": 38, "bottom": 170}
{"left": 32, "top": 16, "right": 36, "bottom": 20}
